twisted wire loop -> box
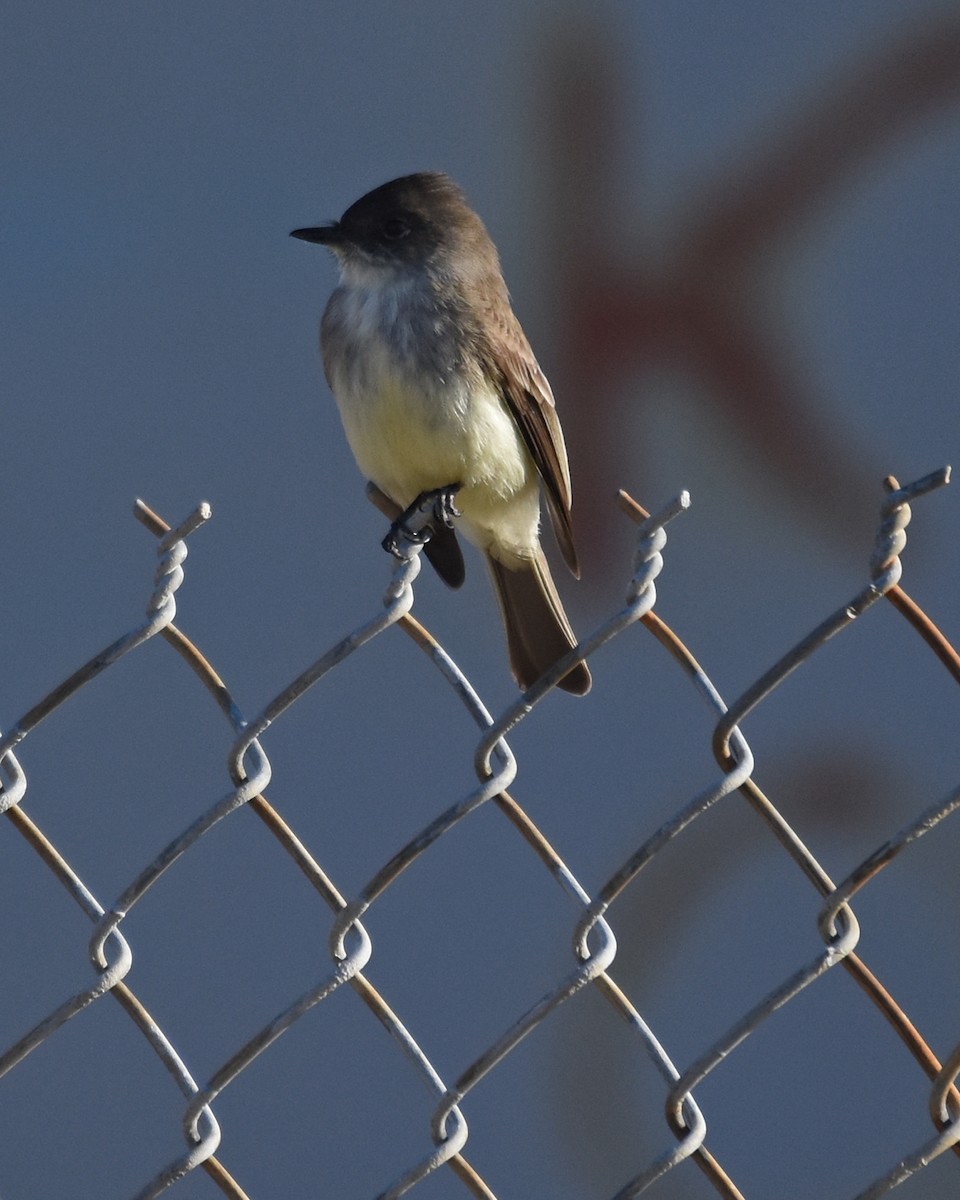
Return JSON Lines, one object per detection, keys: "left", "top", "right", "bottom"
{"left": 870, "top": 469, "right": 951, "bottom": 590}
{"left": 851, "top": 1043, "right": 960, "bottom": 1200}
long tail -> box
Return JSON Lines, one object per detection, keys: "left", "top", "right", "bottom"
{"left": 486, "top": 548, "right": 592, "bottom": 695}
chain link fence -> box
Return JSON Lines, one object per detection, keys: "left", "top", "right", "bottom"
{"left": 1, "top": 467, "right": 957, "bottom": 1199}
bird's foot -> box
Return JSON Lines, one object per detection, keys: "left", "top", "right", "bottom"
{"left": 381, "top": 485, "right": 462, "bottom": 559}
{"left": 430, "top": 484, "right": 462, "bottom": 529}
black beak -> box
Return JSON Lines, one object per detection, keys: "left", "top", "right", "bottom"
{"left": 290, "top": 222, "right": 341, "bottom": 245}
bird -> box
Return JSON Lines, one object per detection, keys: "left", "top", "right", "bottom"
{"left": 291, "top": 172, "right": 591, "bottom": 695}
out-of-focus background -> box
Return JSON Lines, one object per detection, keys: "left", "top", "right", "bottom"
{"left": 3, "top": 2, "right": 960, "bottom": 1197}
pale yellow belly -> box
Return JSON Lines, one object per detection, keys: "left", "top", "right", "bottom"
{"left": 330, "top": 354, "right": 541, "bottom": 564}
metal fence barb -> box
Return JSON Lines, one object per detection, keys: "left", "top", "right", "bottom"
{"left": 474, "top": 489, "right": 690, "bottom": 780}
{"left": 713, "top": 469, "right": 950, "bottom": 772}
{"left": 0, "top": 498, "right": 210, "bottom": 775}
{"left": 1, "top": 468, "right": 956, "bottom": 1200}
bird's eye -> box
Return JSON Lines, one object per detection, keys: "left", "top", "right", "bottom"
{"left": 381, "top": 216, "right": 411, "bottom": 240}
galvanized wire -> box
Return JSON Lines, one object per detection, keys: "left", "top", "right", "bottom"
{"left": 0, "top": 468, "right": 956, "bottom": 1200}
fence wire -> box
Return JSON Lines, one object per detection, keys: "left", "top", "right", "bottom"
{"left": 1, "top": 467, "right": 958, "bottom": 1199}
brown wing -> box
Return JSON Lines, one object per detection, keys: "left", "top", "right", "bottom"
{"left": 479, "top": 301, "right": 580, "bottom": 578}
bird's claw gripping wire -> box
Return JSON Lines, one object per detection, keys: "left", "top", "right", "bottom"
{"left": 381, "top": 484, "right": 463, "bottom": 559}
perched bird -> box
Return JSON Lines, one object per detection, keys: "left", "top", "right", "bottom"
{"left": 291, "top": 172, "right": 591, "bottom": 694}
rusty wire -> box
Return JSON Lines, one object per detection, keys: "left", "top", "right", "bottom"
{"left": 0, "top": 467, "right": 957, "bottom": 1199}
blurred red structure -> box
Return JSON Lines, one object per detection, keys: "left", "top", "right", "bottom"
{"left": 541, "top": 15, "right": 960, "bottom": 577}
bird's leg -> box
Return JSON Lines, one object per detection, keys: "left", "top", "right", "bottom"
{"left": 381, "top": 484, "right": 462, "bottom": 559}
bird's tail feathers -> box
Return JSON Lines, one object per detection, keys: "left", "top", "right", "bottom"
{"left": 486, "top": 549, "right": 591, "bottom": 695}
